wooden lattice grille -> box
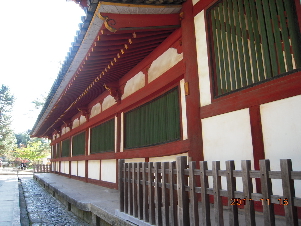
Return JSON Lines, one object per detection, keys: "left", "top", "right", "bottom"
{"left": 208, "top": 0, "right": 301, "bottom": 96}
{"left": 124, "top": 87, "right": 180, "bottom": 149}
{"left": 72, "top": 132, "right": 86, "bottom": 156}
{"left": 61, "top": 139, "right": 70, "bottom": 157}
{"left": 90, "top": 119, "right": 115, "bottom": 154}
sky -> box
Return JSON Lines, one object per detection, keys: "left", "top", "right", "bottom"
{"left": 0, "top": 0, "right": 85, "bottom": 133}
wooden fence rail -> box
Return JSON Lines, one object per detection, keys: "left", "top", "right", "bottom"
{"left": 118, "top": 157, "right": 301, "bottom": 226}
{"left": 34, "top": 164, "right": 52, "bottom": 173}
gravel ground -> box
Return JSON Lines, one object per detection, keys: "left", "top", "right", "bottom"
{"left": 20, "top": 177, "right": 90, "bottom": 226}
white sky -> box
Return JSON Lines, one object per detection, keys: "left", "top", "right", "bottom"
{"left": 0, "top": 0, "right": 85, "bottom": 133}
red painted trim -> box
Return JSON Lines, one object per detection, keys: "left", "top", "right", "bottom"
{"left": 193, "top": 0, "right": 216, "bottom": 17}
{"left": 99, "top": 13, "right": 180, "bottom": 31}
{"left": 249, "top": 105, "right": 265, "bottom": 193}
{"left": 52, "top": 139, "right": 189, "bottom": 161}
{"left": 201, "top": 71, "right": 301, "bottom": 119}
{"left": 181, "top": 0, "right": 204, "bottom": 162}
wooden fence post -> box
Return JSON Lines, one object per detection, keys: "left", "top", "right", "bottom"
{"left": 259, "top": 159, "right": 275, "bottom": 226}
{"left": 212, "top": 161, "right": 224, "bottom": 226}
{"left": 148, "top": 162, "right": 155, "bottom": 225}
{"left": 133, "top": 163, "right": 138, "bottom": 218}
{"left": 176, "top": 156, "right": 189, "bottom": 226}
{"left": 137, "top": 162, "right": 143, "bottom": 220}
{"left": 154, "top": 162, "right": 162, "bottom": 226}
{"left": 169, "top": 161, "right": 177, "bottom": 226}
{"left": 142, "top": 162, "right": 149, "bottom": 222}
{"left": 161, "top": 162, "right": 169, "bottom": 226}
{"left": 124, "top": 163, "right": 129, "bottom": 214}
{"left": 280, "top": 159, "right": 298, "bottom": 226}
{"left": 118, "top": 159, "right": 125, "bottom": 212}
{"left": 242, "top": 160, "right": 255, "bottom": 226}
{"left": 189, "top": 161, "right": 199, "bottom": 226}
{"left": 200, "top": 161, "right": 211, "bottom": 226}
{"left": 226, "top": 160, "right": 238, "bottom": 226}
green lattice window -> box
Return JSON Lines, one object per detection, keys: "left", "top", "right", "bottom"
{"left": 52, "top": 145, "right": 56, "bottom": 159}
{"left": 61, "top": 139, "right": 70, "bottom": 157}
{"left": 124, "top": 87, "right": 180, "bottom": 149}
{"left": 90, "top": 119, "right": 115, "bottom": 154}
{"left": 72, "top": 132, "right": 86, "bottom": 156}
{"left": 56, "top": 142, "right": 61, "bottom": 158}
{"left": 208, "top": 0, "right": 301, "bottom": 96}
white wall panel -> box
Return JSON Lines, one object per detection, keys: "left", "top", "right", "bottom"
{"left": 101, "top": 159, "right": 116, "bottom": 183}
{"left": 88, "top": 160, "right": 100, "bottom": 180}
{"left": 194, "top": 11, "right": 211, "bottom": 107}
{"left": 202, "top": 109, "right": 254, "bottom": 191}
{"left": 71, "top": 161, "right": 78, "bottom": 176}
{"left": 125, "top": 158, "right": 145, "bottom": 163}
{"left": 261, "top": 95, "right": 301, "bottom": 196}
{"left": 122, "top": 72, "right": 145, "bottom": 100}
{"left": 78, "top": 161, "right": 86, "bottom": 178}
{"left": 149, "top": 153, "right": 188, "bottom": 162}
{"left": 64, "top": 161, "right": 69, "bottom": 174}
{"left": 148, "top": 48, "right": 183, "bottom": 83}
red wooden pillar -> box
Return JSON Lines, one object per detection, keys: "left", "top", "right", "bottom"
{"left": 181, "top": 0, "right": 204, "bottom": 162}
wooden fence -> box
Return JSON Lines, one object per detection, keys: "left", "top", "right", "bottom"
{"left": 118, "top": 157, "right": 301, "bottom": 226}
{"left": 34, "top": 164, "right": 52, "bottom": 173}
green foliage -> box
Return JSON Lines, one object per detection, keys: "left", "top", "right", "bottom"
{"left": 14, "top": 137, "right": 50, "bottom": 164}
{"left": 32, "top": 93, "right": 47, "bottom": 110}
{"left": 15, "top": 130, "right": 31, "bottom": 147}
{"left": 0, "top": 85, "right": 16, "bottom": 155}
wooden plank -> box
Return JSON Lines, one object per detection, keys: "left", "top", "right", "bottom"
{"left": 177, "top": 156, "right": 189, "bottom": 226}
{"left": 154, "top": 162, "right": 162, "bottom": 226}
{"left": 200, "top": 161, "right": 211, "bottom": 226}
{"left": 124, "top": 163, "right": 129, "bottom": 214}
{"left": 133, "top": 163, "right": 138, "bottom": 218}
{"left": 226, "top": 160, "right": 238, "bottom": 226}
{"left": 241, "top": 160, "right": 255, "bottom": 226}
{"left": 169, "top": 161, "right": 177, "bottom": 226}
{"left": 142, "top": 163, "right": 149, "bottom": 222}
{"left": 118, "top": 159, "right": 125, "bottom": 212}
{"left": 128, "top": 163, "right": 133, "bottom": 215}
{"left": 189, "top": 161, "right": 199, "bottom": 226}
{"left": 259, "top": 159, "right": 275, "bottom": 226}
{"left": 280, "top": 159, "right": 298, "bottom": 226}
{"left": 161, "top": 162, "right": 169, "bottom": 226}
{"left": 212, "top": 161, "right": 224, "bottom": 226}
{"left": 148, "top": 162, "right": 155, "bottom": 225}
{"left": 137, "top": 163, "right": 143, "bottom": 219}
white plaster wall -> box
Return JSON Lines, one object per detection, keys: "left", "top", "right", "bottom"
{"left": 64, "top": 161, "right": 69, "bottom": 174}
{"left": 53, "top": 134, "right": 56, "bottom": 140}
{"left": 125, "top": 158, "right": 145, "bottom": 163}
{"left": 148, "top": 48, "right": 183, "bottom": 83}
{"left": 79, "top": 115, "right": 87, "bottom": 125}
{"left": 88, "top": 160, "right": 100, "bottom": 180}
{"left": 261, "top": 95, "right": 301, "bottom": 197}
{"left": 149, "top": 153, "right": 188, "bottom": 162}
{"left": 90, "top": 103, "right": 101, "bottom": 118}
{"left": 102, "top": 95, "right": 116, "bottom": 111}
{"left": 66, "top": 127, "right": 70, "bottom": 133}
{"left": 78, "top": 160, "right": 86, "bottom": 177}
{"left": 192, "top": 0, "right": 200, "bottom": 6}
{"left": 62, "top": 127, "right": 66, "bottom": 135}
{"left": 71, "top": 161, "right": 78, "bottom": 176}
{"left": 73, "top": 118, "right": 80, "bottom": 129}
{"left": 60, "top": 161, "right": 65, "bottom": 174}
{"left": 202, "top": 109, "right": 254, "bottom": 191}
{"left": 180, "top": 79, "right": 188, "bottom": 140}
{"left": 194, "top": 11, "right": 211, "bottom": 107}
{"left": 56, "top": 162, "right": 60, "bottom": 172}
{"left": 122, "top": 72, "right": 145, "bottom": 100}
{"left": 101, "top": 159, "right": 116, "bottom": 183}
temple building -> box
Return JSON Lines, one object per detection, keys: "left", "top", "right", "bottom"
{"left": 31, "top": 0, "right": 301, "bottom": 197}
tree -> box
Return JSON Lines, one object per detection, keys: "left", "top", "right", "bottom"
{"left": 15, "top": 130, "right": 31, "bottom": 147}
{"left": 32, "top": 93, "right": 47, "bottom": 110}
{"left": 0, "top": 85, "right": 16, "bottom": 156}
{"left": 14, "top": 137, "right": 50, "bottom": 164}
